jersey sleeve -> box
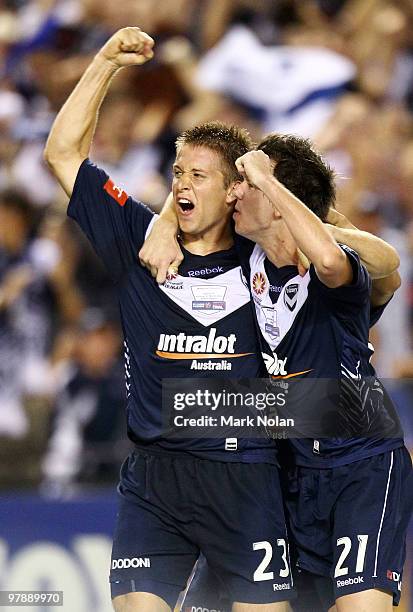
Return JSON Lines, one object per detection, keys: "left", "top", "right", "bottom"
{"left": 309, "top": 244, "right": 371, "bottom": 316}
{"left": 67, "top": 159, "right": 156, "bottom": 281}
{"left": 369, "top": 296, "right": 392, "bottom": 328}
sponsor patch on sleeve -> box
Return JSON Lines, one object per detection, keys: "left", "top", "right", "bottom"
{"left": 103, "top": 178, "right": 128, "bottom": 206}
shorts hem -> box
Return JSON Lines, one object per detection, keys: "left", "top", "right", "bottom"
{"left": 110, "top": 578, "right": 182, "bottom": 608}
{"left": 334, "top": 579, "right": 400, "bottom": 606}
{"left": 229, "top": 586, "right": 296, "bottom": 604}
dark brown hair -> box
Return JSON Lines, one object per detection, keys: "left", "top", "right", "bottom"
{"left": 258, "top": 133, "right": 336, "bottom": 220}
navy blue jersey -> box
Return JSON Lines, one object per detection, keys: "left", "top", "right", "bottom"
{"left": 236, "top": 238, "right": 403, "bottom": 468}
{"left": 68, "top": 160, "right": 276, "bottom": 463}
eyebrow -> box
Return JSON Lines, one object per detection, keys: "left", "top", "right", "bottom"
{"left": 173, "top": 164, "right": 208, "bottom": 173}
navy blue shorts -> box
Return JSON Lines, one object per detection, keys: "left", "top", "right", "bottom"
{"left": 284, "top": 447, "right": 413, "bottom": 607}
{"left": 110, "top": 449, "right": 295, "bottom": 607}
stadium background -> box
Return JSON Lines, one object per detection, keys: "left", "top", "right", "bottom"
{"left": 0, "top": 0, "right": 412, "bottom": 610}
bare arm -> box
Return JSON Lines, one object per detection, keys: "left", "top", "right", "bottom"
{"left": 44, "top": 27, "right": 154, "bottom": 197}
{"left": 236, "top": 151, "right": 352, "bottom": 288}
{"left": 138, "top": 194, "right": 183, "bottom": 283}
{"left": 326, "top": 225, "right": 400, "bottom": 279}
{"left": 369, "top": 270, "right": 401, "bottom": 307}
{"left": 325, "top": 208, "right": 401, "bottom": 305}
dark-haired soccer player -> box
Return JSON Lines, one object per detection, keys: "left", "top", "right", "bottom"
{"left": 230, "top": 139, "right": 412, "bottom": 612}
{"left": 44, "top": 27, "right": 294, "bottom": 612}
{"left": 143, "top": 135, "right": 411, "bottom": 612}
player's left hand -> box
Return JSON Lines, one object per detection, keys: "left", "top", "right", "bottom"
{"left": 235, "top": 150, "right": 274, "bottom": 188}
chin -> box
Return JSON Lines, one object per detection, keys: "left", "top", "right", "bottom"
{"left": 234, "top": 221, "right": 247, "bottom": 237}
{"left": 179, "top": 220, "right": 198, "bottom": 235}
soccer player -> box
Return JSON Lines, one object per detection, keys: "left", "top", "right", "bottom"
{"left": 44, "top": 27, "right": 294, "bottom": 612}
{"left": 141, "top": 137, "right": 411, "bottom": 612}
{"left": 229, "top": 139, "right": 412, "bottom": 612}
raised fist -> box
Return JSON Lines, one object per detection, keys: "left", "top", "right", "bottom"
{"left": 97, "top": 27, "right": 154, "bottom": 68}
{"left": 235, "top": 150, "right": 274, "bottom": 188}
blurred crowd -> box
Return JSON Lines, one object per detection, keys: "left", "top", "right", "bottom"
{"left": 1, "top": 0, "right": 413, "bottom": 493}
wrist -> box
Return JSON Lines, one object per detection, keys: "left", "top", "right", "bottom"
{"left": 156, "top": 216, "right": 179, "bottom": 235}
{"left": 93, "top": 53, "right": 122, "bottom": 73}
{"left": 257, "top": 172, "right": 277, "bottom": 193}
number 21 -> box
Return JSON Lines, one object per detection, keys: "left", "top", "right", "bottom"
{"left": 334, "top": 535, "right": 369, "bottom": 577}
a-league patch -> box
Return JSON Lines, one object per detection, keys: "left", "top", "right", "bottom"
{"left": 103, "top": 178, "right": 128, "bottom": 206}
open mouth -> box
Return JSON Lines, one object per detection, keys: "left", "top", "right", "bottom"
{"left": 178, "top": 198, "right": 195, "bottom": 214}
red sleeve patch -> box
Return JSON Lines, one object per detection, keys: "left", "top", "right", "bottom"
{"left": 103, "top": 178, "right": 128, "bottom": 206}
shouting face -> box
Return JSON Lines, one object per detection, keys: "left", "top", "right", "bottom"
{"left": 172, "top": 145, "right": 235, "bottom": 239}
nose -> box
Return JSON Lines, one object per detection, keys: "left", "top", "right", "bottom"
{"left": 176, "top": 172, "right": 191, "bottom": 191}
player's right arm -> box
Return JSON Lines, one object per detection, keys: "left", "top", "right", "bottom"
{"left": 44, "top": 27, "right": 154, "bottom": 196}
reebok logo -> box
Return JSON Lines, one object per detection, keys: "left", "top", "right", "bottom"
{"left": 188, "top": 266, "right": 223, "bottom": 277}
{"left": 185, "top": 608, "right": 224, "bottom": 612}
{"left": 112, "top": 558, "right": 150, "bottom": 569}
{"left": 157, "top": 328, "right": 250, "bottom": 359}
{"left": 272, "top": 583, "right": 291, "bottom": 591}
{"left": 336, "top": 576, "right": 364, "bottom": 588}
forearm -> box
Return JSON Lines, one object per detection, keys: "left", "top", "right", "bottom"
{"left": 259, "top": 175, "right": 346, "bottom": 274}
{"left": 44, "top": 27, "right": 155, "bottom": 196}
{"left": 138, "top": 193, "right": 182, "bottom": 283}
{"left": 159, "top": 193, "right": 179, "bottom": 230}
{"left": 370, "top": 270, "right": 401, "bottom": 306}
{"left": 44, "top": 56, "right": 118, "bottom": 192}
{"left": 328, "top": 226, "right": 400, "bottom": 279}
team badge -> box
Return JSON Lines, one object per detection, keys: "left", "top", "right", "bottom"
{"left": 284, "top": 283, "right": 299, "bottom": 311}
{"left": 252, "top": 272, "right": 267, "bottom": 296}
{"left": 166, "top": 270, "right": 178, "bottom": 281}
{"left": 164, "top": 270, "right": 183, "bottom": 290}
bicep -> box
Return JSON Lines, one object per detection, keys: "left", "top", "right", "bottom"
{"left": 46, "top": 154, "right": 85, "bottom": 197}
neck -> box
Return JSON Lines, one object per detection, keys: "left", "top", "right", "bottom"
{"left": 249, "top": 223, "right": 297, "bottom": 267}
{"left": 181, "top": 222, "right": 234, "bottom": 255}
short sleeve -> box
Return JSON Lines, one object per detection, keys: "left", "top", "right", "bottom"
{"left": 309, "top": 244, "right": 371, "bottom": 316}
{"left": 68, "top": 159, "right": 155, "bottom": 281}
{"left": 369, "top": 296, "right": 392, "bottom": 328}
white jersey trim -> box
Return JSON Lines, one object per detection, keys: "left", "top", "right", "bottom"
{"left": 159, "top": 266, "right": 251, "bottom": 327}
{"left": 249, "top": 244, "right": 310, "bottom": 350}
{"left": 144, "top": 213, "right": 159, "bottom": 240}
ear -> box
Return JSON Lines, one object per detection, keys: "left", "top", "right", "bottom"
{"left": 226, "top": 181, "right": 240, "bottom": 205}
